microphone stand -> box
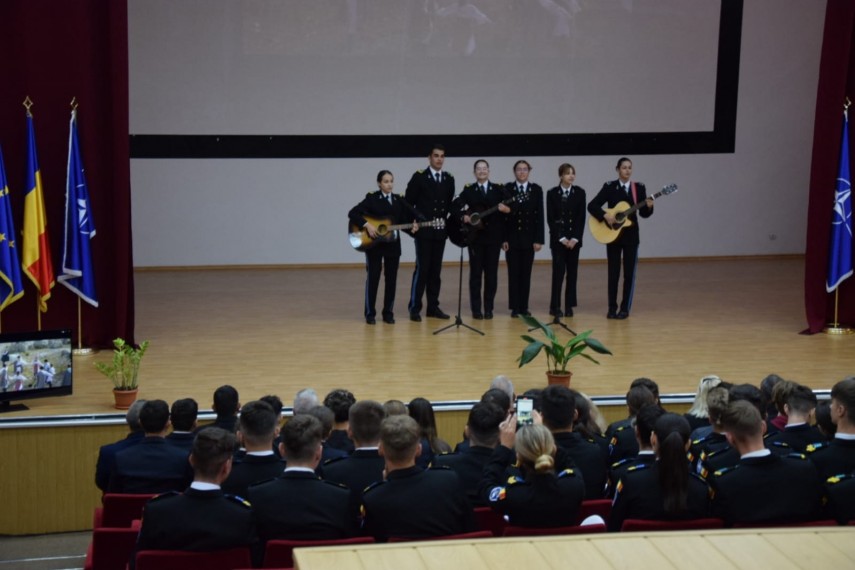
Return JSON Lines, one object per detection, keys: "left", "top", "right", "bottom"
{"left": 434, "top": 244, "right": 484, "bottom": 336}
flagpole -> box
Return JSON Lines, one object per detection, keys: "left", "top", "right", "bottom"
{"left": 825, "top": 97, "right": 853, "bottom": 335}
{"left": 73, "top": 297, "right": 93, "bottom": 355}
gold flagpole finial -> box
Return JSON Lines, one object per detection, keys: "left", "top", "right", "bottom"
{"left": 845, "top": 97, "right": 851, "bottom": 111}
{"left": 70, "top": 97, "right": 78, "bottom": 111}
{"left": 23, "top": 96, "right": 33, "bottom": 116}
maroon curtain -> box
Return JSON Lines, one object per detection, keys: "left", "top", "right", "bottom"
{"left": 804, "top": 0, "right": 855, "bottom": 333}
{"left": 0, "top": 0, "right": 134, "bottom": 346}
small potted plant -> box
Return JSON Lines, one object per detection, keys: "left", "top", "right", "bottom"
{"left": 95, "top": 338, "right": 149, "bottom": 409}
{"left": 517, "top": 315, "right": 611, "bottom": 386}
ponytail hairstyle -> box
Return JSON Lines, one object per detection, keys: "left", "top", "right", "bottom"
{"left": 514, "top": 424, "right": 557, "bottom": 475}
{"left": 653, "top": 413, "right": 692, "bottom": 514}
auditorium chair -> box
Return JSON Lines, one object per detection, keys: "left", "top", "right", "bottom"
{"left": 134, "top": 547, "right": 252, "bottom": 570}
{"left": 83, "top": 526, "right": 139, "bottom": 570}
{"left": 578, "top": 499, "right": 612, "bottom": 525}
{"left": 502, "top": 523, "right": 606, "bottom": 537}
{"left": 473, "top": 506, "right": 508, "bottom": 537}
{"left": 387, "top": 530, "right": 493, "bottom": 543}
{"left": 93, "top": 493, "right": 155, "bottom": 528}
{"left": 263, "top": 537, "right": 375, "bottom": 568}
{"left": 620, "top": 518, "right": 726, "bottom": 532}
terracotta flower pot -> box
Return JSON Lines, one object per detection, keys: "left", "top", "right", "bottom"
{"left": 113, "top": 388, "right": 139, "bottom": 410}
{"left": 545, "top": 370, "right": 572, "bottom": 387}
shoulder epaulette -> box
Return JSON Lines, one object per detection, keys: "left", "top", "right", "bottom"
{"left": 428, "top": 464, "right": 453, "bottom": 472}
{"left": 446, "top": 171, "right": 454, "bottom": 178}
{"left": 506, "top": 475, "right": 524, "bottom": 486}
{"left": 614, "top": 424, "right": 631, "bottom": 433}
{"left": 826, "top": 473, "right": 854, "bottom": 485}
{"left": 785, "top": 452, "right": 807, "bottom": 460}
{"left": 713, "top": 465, "right": 740, "bottom": 478}
{"left": 247, "top": 477, "right": 278, "bottom": 488}
{"left": 365, "top": 191, "right": 373, "bottom": 198}
{"left": 362, "top": 480, "right": 387, "bottom": 495}
{"left": 225, "top": 494, "right": 252, "bottom": 508}
{"left": 148, "top": 490, "right": 180, "bottom": 503}
{"left": 805, "top": 442, "right": 828, "bottom": 453}
{"left": 323, "top": 455, "right": 348, "bottom": 466}
{"left": 558, "top": 468, "right": 576, "bottom": 478}
{"left": 626, "top": 463, "right": 650, "bottom": 473}
{"left": 610, "top": 457, "right": 633, "bottom": 469}
{"left": 767, "top": 440, "right": 791, "bottom": 449}
{"left": 323, "top": 479, "right": 349, "bottom": 490}
{"left": 689, "top": 471, "right": 708, "bottom": 484}
{"left": 463, "top": 183, "right": 473, "bottom": 189}
{"left": 417, "top": 169, "right": 426, "bottom": 174}
{"left": 705, "top": 446, "right": 731, "bottom": 459}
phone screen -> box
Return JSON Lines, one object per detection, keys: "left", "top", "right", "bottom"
{"left": 516, "top": 398, "right": 533, "bottom": 426}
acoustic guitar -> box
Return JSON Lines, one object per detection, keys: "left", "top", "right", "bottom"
{"left": 447, "top": 195, "right": 518, "bottom": 247}
{"left": 589, "top": 184, "right": 678, "bottom": 244}
{"left": 349, "top": 216, "right": 444, "bottom": 252}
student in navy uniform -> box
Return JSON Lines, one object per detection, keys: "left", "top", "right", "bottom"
{"left": 711, "top": 401, "right": 824, "bottom": 526}
{"left": 607, "top": 384, "right": 657, "bottom": 464}
{"left": 503, "top": 160, "right": 544, "bottom": 317}
{"left": 689, "top": 385, "right": 732, "bottom": 478}
{"left": 763, "top": 383, "right": 823, "bottom": 453}
{"left": 165, "top": 398, "right": 198, "bottom": 453}
{"left": 406, "top": 145, "right": 455, "bottom": 322}
{"left": 348, "top": 170, "right": 418, "bottom": 324}
{"left": 222, "top": 400, "right": 285, "bottom": 498}
{"left": 546, "top": 163, "right": 586, "bottom": 318}
{"left": 609, "top": 413, "right": 711, "bottom": 532}
{"left": 480, "top": 419, "right": 585, "bottom": 528}
{"left": 207, "top": 385, "right": 240, "bottom": 434}
{"left": 304, "top": 405, "right": 349, "bottom": 473}
{"left": 826, "top": 472, "right": 855, "bottom": 524}
{"left": 134, "top": 428, "right": 257, "bottom": 566}
{"left": 451, "top": 159, "right": 511, "bottom": 319}
{"left": 95, "top": 399, "right": 146, "bottom": 492}
{"left": 248, "top": 415, "right": 355, "bottom": 542}
{"left": 587, "top": 157, "right": 654, "bottom": 319}
{"left": 607, "top": 404, "right": 664, "bottom": 498}
{"left": 807, "top": 377, "right": 855, "bottom": 479}
{"left": 323, "top": 388, "right": 357, "bottom": 454}
{"left": 361, "top": 415, "right": 475, "bottom": 541}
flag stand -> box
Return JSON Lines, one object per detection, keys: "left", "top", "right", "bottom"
{"left": 824, "top": 290, "right": 853, "bottom": 335}
{"left": 72, "top": 297, "right": 93, "bottom": 355}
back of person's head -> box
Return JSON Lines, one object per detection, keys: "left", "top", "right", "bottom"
{"left": 126, "top": 399, "right": 148, "bottom": 431}
{"left": 281, "top": 414, "right": 323, "bottom": 462}
{"left": 686, "top": 375, "right": 722, "bottom": 418}
{"left": 408, "top": 397, "right": 438, "bottom": 437}
{"left": 706, "top": 385, "right": 730, "bottom": 428}
{"left": 770, "top": 379, "right": 796, "bottom": 415}
{"left": 626, "top": 385, "right": 656, "bottom": 416}
{"left": 293, "top": 388, "right": 319, "bottom": 415}
{"left": 786, "top": 384, "right": 817, "bottom": 417}
{"left": 521, "top": 388, "right": 544, "bottom": 412}
{"left": 635, "top": 404, "right": 666, "bottom": 447}
{"left": 815, "top": 400, "right": 837, "bottom": 438}
{"left": 191, "top": 427, "right": 235, "bottom": 479}
{"left": 760, "top": 373, "right": 784, "bottom": 417}
{"left": 380, "top": 415, "right": 421, "bottom": 463}
{"left": 489, "top": 375, "right": 515, "bottom": 401}
{"left": 304, "top": 405, "right": 335, "bottom": 439}
{"left": 515, "top": 424, "right": 557, "bottom": 475}
{"left": 213, "top": 385, "right": 239, "bottom": 419}
{"left": 652, "top": 413, "right": 692, "bottom": 514}
{"left": 831, "top": 377, "right": 855, "bottom": 422}
{"left": 574, "top": 391, "right": 607, "bottom": 436}
{"left": 467, "top": 402, "right": 505, "bottom": 448}
{"left": 630, "top": 377, "right": 660, "bottom": 402}
{"left": 323, "top": 389, "right": 356, "bottom": 423}
{"left": 729, "top": 383, "right": 764, "bottom": 417}
{"left": 481, "top": 388, "right": 512, "bottom": 414}
{"left": 720, "top": 400, "right": 764, "bottom": 441}
{"left": 139, "top": 399, "right": 170, "bottom": 434}
{"left": 238, "top": 400, "right": 278, "bottom": 446}
{"left": 348, "top": 400, "right": 386, "bottom": 446}
{"left": 259, "top": 394, "right": 283, "bottom": 418}
{"left": 540, "top": 385, "right": 576, "bottom": 431}
{"left": 383, "top": 399, "right": 409, "bottom": 416}
{"left": 170, "top": 398, "right": 198, "bottom": 432}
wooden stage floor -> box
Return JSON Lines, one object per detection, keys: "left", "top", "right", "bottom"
{"left": 3, "top": 256, "right": 852, "bottom": 420}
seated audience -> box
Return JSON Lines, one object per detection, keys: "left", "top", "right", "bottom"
{"left": 768, "top": 376, "right": 791, "bottom": 433}
{"left": 95, "top": 399, "right": 146, "bottom": 492}
{"left": 609, "top": 413, "right": 711, "bottom": 532}
{"left": 165, "top": 398, "right": 198, "bottom": 453}
{"left": 248, "top": 415, "right": 354, "bottom": 542}
{"left": 689, "top": 385, "right": 731, "bottom": 478}
{"left": 702, "top": 383, "right": 768, "bottom": 471}
{"left": 293, "top": 388, "right": 320, "bottom": 415}
{"left": 134, "top": 428, "right": 257, "bottom": 566}
{"left": 383, "top": 399, "right": 408, "bottom": 416}
{"left": 826, "top": 471, "right": 855, "bottom": 524}
{"left": 607, "top": 404, "right": 664, "bottom": 497}
{"left": 305, "top": 405, "right": 349, "bottom": 470}
{"left": 807, "top": 377, "right": 855, "bottom": 479}
{"left": 605, "top": 378, "right": 660, "bottom": 439}
{"left": 608, "top": 384, "right": 657, "bottom": 462}
{"left": 764, "top": 383, "right": 823, "bottom": 453}
{"left": 455, "top": 388, "right": 513, "bottom": 452}
{"left": 479, "top": 420, "right": 585, "bottom": 527}
{"left": 711, "top": 401, "right": 823, "bottom": 526}
{"left": 409, "top": 397, "right": 451, "bottom": 468}
{"left": 489, "top": 374, "right": 516, "bottom": 403}
{"left": 222, "top": 400, "right": 285, "bottom": 498}
{"left": 109, "top": 399, "right": 193, "bottom": 494}
{"left": 683, "top": 375, "right": 722, "bottom": 431}
{"left": 815, "top": 400, "right": 837, "bottom": 441}
{"left": 361, "top": 415, "right": 475, "bottom": 541}
{"left": 323, "top": 389, "right": 356, "bottom": 453}
{"left": 760, "top": 373, "right": 784, "bottom": 431}
{"left": 206, "top": 385, "right": 240, "bottom": 434}
{"left": 260, "top": 394, "right": 285, "bottom": 457}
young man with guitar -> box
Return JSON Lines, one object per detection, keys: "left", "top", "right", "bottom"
{"left": 546, "top": 163, "right": 586, "bottom": 319}
{"left": 587, "top": 157, "right": 654, "bottom": 319}
{"left": 449, "top": 159, "right": 511, "bottom": 319}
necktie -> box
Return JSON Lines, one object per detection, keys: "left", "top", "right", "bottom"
{"left": 518, "top": 184, "right": 524, "bottom": 194}
{"left": 623, "top": 184, "right": 630, "bottom": 195}
{"left": 435, "top": 172, "right": 441, "bottom": 184}
{"left": 387, "top": 194, "right": 393, "bottom": 205}
{"left": 479, "top": 184, "right": 486, "bottom": 194}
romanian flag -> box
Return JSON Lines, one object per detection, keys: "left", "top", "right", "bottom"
{"left": 0, "top": 145, "right": 24, "bottom": 311}
{"left": 22, "top": 113, "right": 55, "bottom": 312}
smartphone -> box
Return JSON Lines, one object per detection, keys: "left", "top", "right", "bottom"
{"left": 516, "top": 398, "right": 533, "bottom": 427}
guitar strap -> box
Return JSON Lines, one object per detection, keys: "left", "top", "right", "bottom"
{"left": 631, "top": 181, "right": 638, "bottom": 205}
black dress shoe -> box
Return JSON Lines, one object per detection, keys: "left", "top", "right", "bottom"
{"left": 549, "top": 310, "right": 563, "bottom": 318}
{"left": 485, "top": 312, "right": 493, "bottom": 319}
{"left": 427, "top": 309, "right": 450, "bottom": 319}
{"left": 409, "top": 313, "right": 422, "bottom": 322}
{"left": 366, "top": 317, "right": 376, "bottom": 325}
{"left": 607, "top": 311, "right": 618, "bottom": 319}
{"left": 383, "top": 315, "right": 395, "bottom": 324}
{"left": 511, "top": 311, "right": 519, "bottom": 318}
{"left": 522, "top": 311, "right": 531, "bottom": 317}
{"left": 617, "top": 311, "right": 629, "bottom": 319}
{"left": 565, "top": 308, "right": 573, "bottom": 317}
{"left": 473, "top": 312, "right": 484, "bottom": 320}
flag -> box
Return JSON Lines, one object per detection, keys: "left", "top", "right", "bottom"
{"left": 22, "top": 112, "right": 55, "bottom": 312}
{"left": 0, "top": 145, "right": 24, "bottom": 311}
{"left": 827, "top": 109, "right": 853, "bottom": 292}
{"left": 58, "top": 108, "right": 98, "bottom": 307}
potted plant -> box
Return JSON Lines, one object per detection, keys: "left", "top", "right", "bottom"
{"left": 517, "top": 315, "right": 612, "bottom": 386}
{"left": 94, "top": 338, "right": 150, "bottom": 409}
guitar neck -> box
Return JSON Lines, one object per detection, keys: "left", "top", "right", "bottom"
{"left": 620, "top": 188, "right": 666, "bottom": 216}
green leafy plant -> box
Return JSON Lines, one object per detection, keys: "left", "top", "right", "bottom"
{"left": 94, "top": 338, "right": 150, "bottom": 390}
{"left": 517, "top": 315, "right": 612, "bottom": 373}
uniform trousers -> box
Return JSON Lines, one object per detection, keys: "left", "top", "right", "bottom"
{"left": 364, "top": 243, "right": 399, "bottom": 319}
{"left": 506, "top": 247, "right": 535, "bottom": 314}
{"left": 468, "top": 243, "right": 501, "bottom": 314}
{"left": 550, "top": 245, "right": 580, "bottom": 313}
{"left": 409, "top": 238, "right": 446, "bottom": 314}
{"left": 606, "top": 239, "right": 639, "bottom": 313}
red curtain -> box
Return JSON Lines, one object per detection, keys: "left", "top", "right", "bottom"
{"left": 0, "top": 0, "right": 134, "bottom": 346}
{"left": 804, "top": 0, "right": 855, "bottom": 333}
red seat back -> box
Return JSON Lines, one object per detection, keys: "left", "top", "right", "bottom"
{"left": 264, "top": 537, "right": 374, "bottom": 568}
{"left": 387, "top": 530, "right": 492, "bottom": 543}
{"left": 621, "top": 518, "right": 725, "bottom": 532}
{"left": 502, "top": 523, "right": 606, "bottom": 537}
{"left": 578, "top": 499, "right": 612, "bottom": 524}
{"left": 99, "top": 493, "right": 156, "bottom": 528}
{"left": 84, "top": 527, "right": 138, "bottom": 570}
{"left": 135, "top": 547, "right": 252, "bottom": 570}
{"left": 473, "top": 506, "right": 507, "bottom": 537}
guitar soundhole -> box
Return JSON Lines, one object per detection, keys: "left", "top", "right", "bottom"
{"left": 376, "top": 225, "right": 388, "bottom": 236}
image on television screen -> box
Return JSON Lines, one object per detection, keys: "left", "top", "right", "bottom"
{"left": 0, "top": 330, "right": 72, "bottom": 405}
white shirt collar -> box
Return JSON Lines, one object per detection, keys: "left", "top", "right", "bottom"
{"left": 284, "top": 466, "right": 316, "bottom": 474}
{"left": 741, "top": 449, "right": 771, "bottom": 459}
{"left": 190, "top": 481, "right": 220, "bottom": 491}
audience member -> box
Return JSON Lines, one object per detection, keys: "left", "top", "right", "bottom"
{"left": 607, "top": 404, "right": 664, "bottom": 497}
{"left": 702, "top": 383, "right": 768, "bottom": 471}
{"left": 684, "top": 375, "right": 722, "bottom": 431}
{"left": 759, "top": 373, "right": 784, "bottom": 428}
{"left": 608, "top": 384, "right": 657, "bottom": 462}
{"left": 455, "top": 388, "right": 512, "bottom": 452}
{"left": 293, "top": 388, "right": 319, "bottom": 415}
{"left": 323, "top": 389, "right": 356, "bottom": 453}
{"left": 815, "top": 400, "right": 837, "bottom": 440}
{"left": 489, "top": 375, "right": 515, "bottom": 403}
{"left": 573, "top": 391, "right": 609, "bottom": 458}
{"left": 826, "top": 471, "right": 855, "bottom": 524}
{"left": 134, "top": 428, "right": 257, "bottom": 565}
{"left": 248, "top": 415, "right": 354, "bottom": 542}
{"left": 260, "top": 394, "right": 285, "bottom": 457}
{"left": 95, "top": 399, "right": 146, "bottom": 492}
{"left": 409, "top": 397, "right": 451, "bottom": 468}
{"left": 209, "top": 385, "right": 240, "bottom": 434}
{"left": 165, "top": 398, "right": 198, "bottom": 453}
{"left": 361, "top": 415, "right": 475, "bottom": 541}
{"left": 764, "top": 383, "right": 822, "bottom": 453}
{"left": 711, "top": 401, "right": 823, "bottom": 526}
{"left": 109, "top": 399, "right": 193, "bottom": 493}
{"left": 305, "top": 405, "right": 349, "bottom": 468}
{"left": 689, "top": 385, "right": 731, "bottom": 478}
{"left": 222, "top": 401, "right": 285, "bottom": 498}
{"left": 606, "top": 378, "right": 659, "bottom": 438}
{"left": 383, "top": 399, "right": 408, "bottom": 416}
{"left": 480, "top": 421, "right": 585, "bottom": 527}
{"left": 767, "top": 376, "right": 790, "bottom": 433}
{"left": 609, "top": 413, "right": 711, "bottom": 531}
{"left": 807, "top": 377, "right": 855, "bottom": 479}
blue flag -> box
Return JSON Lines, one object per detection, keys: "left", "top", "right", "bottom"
{"left": 0, "top": 145, "right": 25, "bottom": 311}
{"left": 58, "top": 108, "right": 98, "bottom": 307}
{"left": 827, "top": 110, "right": 853, "bottom": 292}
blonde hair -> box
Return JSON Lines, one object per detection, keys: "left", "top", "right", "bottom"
{"left": 514, "top": 425, "right": 557, "bottom": 474}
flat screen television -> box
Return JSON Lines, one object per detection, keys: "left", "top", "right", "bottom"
{"left": 0, "top": 329, "right": 73, "bottom": 412}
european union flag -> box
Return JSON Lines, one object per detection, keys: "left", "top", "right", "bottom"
{"left": 58, "top": 108, "right": 98, "bottom": 307}
{"left": 827, "top": 110, "right": 852, "bottom": 293}
{"left": 0, "top": 145, "right": 24, "bottom": 311}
